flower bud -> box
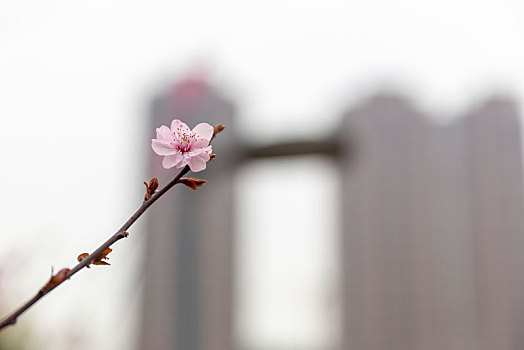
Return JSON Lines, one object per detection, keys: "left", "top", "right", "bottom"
{"left": 43, "top": 268, "right": 70, "bottom": 292}
{"left": 77, "top": 248, "right": 112, "bottom": 267}
{"left": 92, "top": 248, "right": 112, "bottom": 266}
{"left": 144, "top": 177, "right": 159, "bottom": 200}
{"left": 148, "top": 178, "right": 159, "bottom": 192}
{"left": 213, "top": 124, "right": 225, "bottom": 135}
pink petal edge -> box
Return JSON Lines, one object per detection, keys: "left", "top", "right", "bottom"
{"left": 192, "top": 123, "right": 214, "bottom": 142}
{"left": 152, "top": 140, "right": 177, "bottom": 156}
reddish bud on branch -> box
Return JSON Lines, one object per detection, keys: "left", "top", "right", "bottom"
{"left": 213, "top": 124, "right": 225, "bottom": 135}
{"left": 77, "top": 248, "right": 112, "bottom": 267}
{"left": 77, "top": 253, "right": 90, "bottom": 267}
{"left": 210, "top": 154, "right": 217, "bottom": 161}
{"left": 143, "top": 178, "right": 159, "bottom": 201}
{"left": 42, "top": 268, "right": 71, "bottom": 292}
{"left": 179, "top": 177, "right": 207, "bottom": 191}
{"left": 92, "top": 248, "right": 112, "bottom": 266}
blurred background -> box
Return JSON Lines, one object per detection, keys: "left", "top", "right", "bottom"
{"left": 1, "top": 0, "right": 524, "bottom": 349}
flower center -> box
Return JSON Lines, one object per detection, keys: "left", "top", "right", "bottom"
{"left": 173, "top": 127, "right": 198, "bottom": 153}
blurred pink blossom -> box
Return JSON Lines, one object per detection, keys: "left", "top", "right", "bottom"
{"left": 151, "top": 119, "right": 213, "bottom": 172}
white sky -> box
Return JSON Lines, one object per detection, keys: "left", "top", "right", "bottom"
{"left": 1, "top": 0, "right": 524, "bottom": 349}
{"left": 235, "top": 157, "right": 340, "bottom": 350}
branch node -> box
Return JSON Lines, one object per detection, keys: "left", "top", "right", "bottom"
{"left": 116, "top": 231, "right": 129, "bottom": 240}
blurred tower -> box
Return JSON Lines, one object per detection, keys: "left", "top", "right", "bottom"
{"left": 340, "top": 95, "right": 524, "bottom": 350}
{"left": 340, "top": 96, "right": 431, "bottom": 350}
{"left": 140, "top": 73, "right": 236, "bottom": 350}
{"left": 464, "top": 100, "right": 524, "bottom": 349}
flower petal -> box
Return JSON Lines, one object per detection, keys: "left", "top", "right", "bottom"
{"left": 192, "top": 123, "right": 214, "bottom": 142}
{"left": 152, "top": 139, "right": 177, "bottom": 156}
{"left": 190, "top": 145, "right": 212, "bottom": 159}
{"left": 156, "top": 125, "right": 173, "bottom": 142}
{"left": 191, "top": 138, "right": 209, "bottom": 150}
{"left": 200, "top": 146, "right": 212, "bottom": 161}
{"left": 171, "top": 119, "right": 191, "bottom": 135}
{"left": 188, "top": 155, "right": 207, "bottom": 172}
{"left": 175, "top": 154, "right": 187, "bottom": 168}
{"left": 162, "top": 153, "right": 183, "bottom": 169}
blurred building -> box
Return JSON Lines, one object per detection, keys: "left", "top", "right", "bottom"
{"left": 141, "top": 76, "right": 524, "bottom": 350}
{"left": 341, "top": 96, "right": 524, "bottom": 350}
{"left": 141, "top": 75, "right": 236, "bottom": 350}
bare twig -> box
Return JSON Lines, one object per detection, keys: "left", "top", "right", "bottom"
{"left": 0, "top": 124, "right": 224, "bottom": 331}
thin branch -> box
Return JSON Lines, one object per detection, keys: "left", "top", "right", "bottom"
{"left": 0, "top": 125, "right": 223, "bottom": 331}
{"left": 0, "top": 166, "right": 189, "bottom": 331}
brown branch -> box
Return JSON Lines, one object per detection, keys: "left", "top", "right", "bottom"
{"left": 0, "top": 124, "right": 224, "bottom": 331}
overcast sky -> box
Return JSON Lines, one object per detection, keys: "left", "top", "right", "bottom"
{"left": 1, "top": 0, "right": 524, "bottom": 349}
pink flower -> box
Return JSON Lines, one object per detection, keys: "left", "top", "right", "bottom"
{"left": 151, "top": 119, "right": 214, "bottom": 172}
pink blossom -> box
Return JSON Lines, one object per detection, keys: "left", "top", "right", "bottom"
{"left": 151, "top": 119, "right": 213, "bottom": 172}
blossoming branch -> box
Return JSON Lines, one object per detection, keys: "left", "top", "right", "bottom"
{"left": 0, "top": 120, "right": 224, "bottom": 332}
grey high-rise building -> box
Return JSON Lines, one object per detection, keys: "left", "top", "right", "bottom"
{"left": 140, "top": 77, "right": 524, "bottom": 350}
{"left": 340, "top": 95, "right": 524, "bottom": 350}
{"left": 140, "top": 75, "right": 236, "bottom": 350}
